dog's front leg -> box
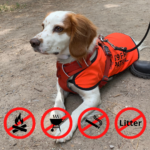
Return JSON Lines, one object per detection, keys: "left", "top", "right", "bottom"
{"left": 55, "top": 85, "right": 101, "bottom": 143}
{"left": 50, "top": 79, "right": 69, "bottom": 119}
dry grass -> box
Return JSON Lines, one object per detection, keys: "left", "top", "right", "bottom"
{"left": 0, "top": 2, "right": 26, "bottom": 12}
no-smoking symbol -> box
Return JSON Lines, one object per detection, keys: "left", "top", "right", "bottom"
{"left": 115, "top": 107, "right": 147, "bottom": 139}
{"left": 41, "top": 107, "right": 72, "bottom": 139}
{"left": 78, "top": 107, "right": 109, "bottom": 139}
{"left": 4, "top": 107, "right": 36, "bottom": 139}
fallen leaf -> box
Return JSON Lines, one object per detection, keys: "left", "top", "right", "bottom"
{"left": 113, "top": 94, "right": 121, "bottom": 97}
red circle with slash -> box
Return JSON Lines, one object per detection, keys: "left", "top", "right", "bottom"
{"left": 4, "top": 107, "right": 36, "bottom": 139}
{"left": 78, "top": 107, "right": 109, "bottom": 139}
{"left": 41, "top": 107, "right": 72, "bottom": 139}
{"left": 115, "top": 107, "right": 146, "bottom": 139}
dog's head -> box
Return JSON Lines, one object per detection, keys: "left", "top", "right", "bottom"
{"left": 30, "top": 11, "right": 97, "bottom": 59}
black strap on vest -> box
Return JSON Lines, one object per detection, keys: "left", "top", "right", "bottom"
{"left": 100, "top": 22, "right": 150, "bottom": 53}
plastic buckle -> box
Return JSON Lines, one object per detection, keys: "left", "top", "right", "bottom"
{"left": 102, "top": 75, "right": 108, "bottom": 81}
{"left": 104, "top": 46, "right": 112, "bottom": 56}
{"left": 100, "top": 76, "right": 108, "bottom": 86}
{"left": 114, "top": 46, "right": 127, "bottom": 51}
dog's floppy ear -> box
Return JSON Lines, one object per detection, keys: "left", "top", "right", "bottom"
{"left": 69, "top": 14, "right": 97, "bottom": 60}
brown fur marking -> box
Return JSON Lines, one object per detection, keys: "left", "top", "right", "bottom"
{"left": 39, "top": 38, "right": 43, "bottom": 43}
{"left": 63, "top": 13, "right": 97, "bottom": 60}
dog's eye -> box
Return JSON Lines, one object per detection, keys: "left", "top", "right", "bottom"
{"left": 53, "top": 26, "right": 64, "bottom": 32}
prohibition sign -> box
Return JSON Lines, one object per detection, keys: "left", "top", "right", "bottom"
{"left": 41, "top": 107, "right": 72, "bottom": 139}
{"left": 4, "top": 107, "right": 36, "bottom": 139}
{"left": 115, "top": 107, "right": 146, "bottom": 139}
{"left": 78, "top": 107, "right": 109, "bottom": 139}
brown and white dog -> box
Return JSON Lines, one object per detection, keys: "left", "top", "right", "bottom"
{"left": 30, "top": 11, "right": 142, "bottom": 143}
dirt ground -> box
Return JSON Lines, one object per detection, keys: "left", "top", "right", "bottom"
{"left": 0, "top": 0, "right": 150, "bottom": 150}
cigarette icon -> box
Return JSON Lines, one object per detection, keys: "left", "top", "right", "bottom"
{"left": 85, "top": 119, "right": 100, "bottom": 129}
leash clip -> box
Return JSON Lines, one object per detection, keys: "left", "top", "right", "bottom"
{"left": 99, "top": 35, "right": 107, "bottom": 42}
{"left": 99, "top": 35, "right": 116, "bottom": 49}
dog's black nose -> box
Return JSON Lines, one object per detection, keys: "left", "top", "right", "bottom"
{"left": 53, "top": 52, "right": 59, "bottom": 55}
{"left": 30, "top": 38, "right": 41, "bottom": 47}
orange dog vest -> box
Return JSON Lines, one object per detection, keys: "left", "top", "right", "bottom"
{"left": 57, "top": 33, "right": 139, "bottom": 93}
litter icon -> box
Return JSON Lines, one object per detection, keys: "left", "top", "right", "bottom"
{"left": 50, "top": 115, "right": 63, "bottom": 132}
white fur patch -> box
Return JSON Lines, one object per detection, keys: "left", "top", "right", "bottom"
{"left": 57, "top": 54, "right": 69, "bottom": 59}
{"left": 33, "top": 11, "right": 73, "bottom": 55}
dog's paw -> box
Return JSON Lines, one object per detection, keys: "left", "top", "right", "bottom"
{"left": 55, "top": 119, "right": 73, "bottom": 143}
{"left": 56, "top": 131, "right": 73, "bottom": 143}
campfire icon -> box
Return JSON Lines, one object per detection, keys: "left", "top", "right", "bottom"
{"left": 12, "top": 113, "right": 27, "bottom": 133}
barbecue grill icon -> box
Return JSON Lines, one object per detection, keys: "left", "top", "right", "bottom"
{"left": 50, "top": 115, "right": 63, "bottom": 132}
